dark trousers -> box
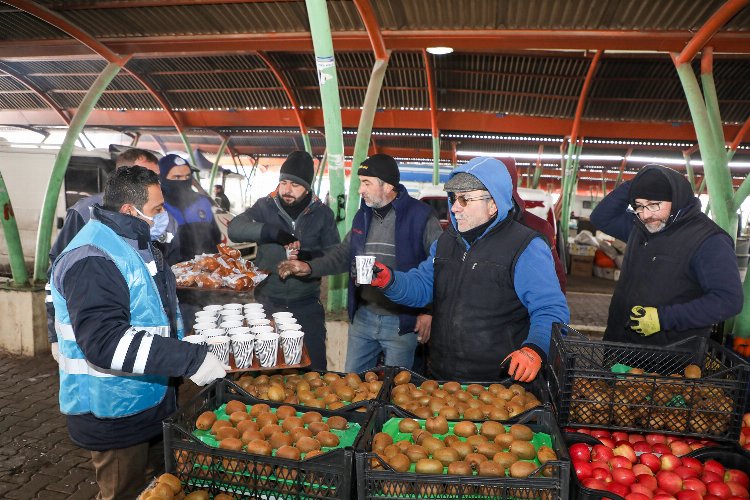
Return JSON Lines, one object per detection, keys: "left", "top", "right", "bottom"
{"left": 90, "top": 437, "right": 164, "bottom": 500}
{"left": 259, "top": 296, "right": 328, "bottom": 371}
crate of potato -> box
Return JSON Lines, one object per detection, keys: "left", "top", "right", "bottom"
{"left": 548, "top": 325, "right": 750, "bottom": 442}
{"left": 231, "top": 367, "right": 386, "bottom": 413}
{"left": 164, "top": 379, "right": 369, "bottom": 499}
{"left": 384, "top": 367, "right": 549, "bottom": 423}
{"left": 354, "top": 405, "right": 570, "bottom": 500}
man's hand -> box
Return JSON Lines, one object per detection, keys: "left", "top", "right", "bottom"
{"left": 415, "top": 314, "right": 432, "bottom": 344}
{"left": 278, "top": 260, "right": 312, "bottom": 279}
{"left": 629, "top": 306, "right": 660, "bottom": 336}
{"left": 188, "top": 353, "right": 229, "bottom": 386}
{"left": 285, "top": 241, "right": 301, "bottom": 251}
{"left": 503, "top": 347, "right": 542, "bottom": 382}
{"left": 51, "top": 342, "right": 60, "bottom": 362}
{"left": 370, "top": 262, "right": 393, "bottom": 289}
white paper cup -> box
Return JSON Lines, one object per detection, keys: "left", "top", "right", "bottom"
{"left": 278, "top": 322, "right": 303, "bottom": 332}
{"left": 245, "top": 312, "right": 267, "bottom": 321}
{"left": 247, "top": 317, "right": 271, "bottom": 327}
{"left": 231, "top": 333, "right": 255, "bottom": 369}
{"left": 202, "top": 328, "right": 226, "bottom": 339}
{"left": 280, "top": 330, "right": 304, "bottom": 365}
{"left": 244, "top": 303, "right": 264, "bottom": 311}
{"left": 220, "top": 309, "right": 242, "bottom": 318}
{"left": 223, "top": 303, "right": 243, "bottom": 311}
{"left": 220, "top": 320, "right": 244, "bottom": 333}
{"left": 206, "top": 335, "right": 231, "bottom": 364}
{"left": 355, "top": 255, "right": 376, "bottom": 285}
{"left": 251, "top": 325, "right": 275, "bottom": 335}
{"left": 193, "top": 322, "right": 217, "bottom": 334}
{"left": 271, "top": 311, "right": 294, "bottom": 320}
{"left": 183, "top": 334, "right": 206, "bottom": 345}
{"left": 254, "top": 331, "right": 280, "bottom": 368}
{"left": 222, "top": 314, "right": 245, "bottom": 323}
{"left": 195, "top": 311, "right": 218, "bottom": 320}
{"left": 202, "top": 304, "right": 223, "bottom": 312}
{"left": 226, "top": 326, "right": 252, "bottom": 337}
{"left": 275, "top": 317, "right": 298, "bottom": 325}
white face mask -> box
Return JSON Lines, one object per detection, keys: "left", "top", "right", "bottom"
{"left": 134, "top": 207, "right": 170, "bottom": 241}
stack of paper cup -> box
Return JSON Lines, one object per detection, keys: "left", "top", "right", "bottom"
{"left": 206, "top": 335, "right": 231, "bottom": 364}
{"left": 231, "top": 333, "right": 255, "bottom": 369}
{"left": 203, "top": 328, "right": 226, "bottom": 339}
{"left": 183, "top": 334, "right": 206, "bottom": 346}
{"left": 277, "top": 323, "right": 302, "bottom": 333}
{"left": 195, "top": 310, "right": 218, "bottom": 322}
{"left": 202, "top": 304, "right": 223, "bottom": 313}
{"left": 220, "top": 320, "right": 244, "bottom": 333}
{"left": 254, "top": 331, "right": 279, "bottom": 368}
{"left": 193, "top": 322, "right": 216, "bottom": 335}
{"left": 247, "top": 317, "right": 271, "bottom": 328}
{"left": 280, "top": 330, "right": 304, "bottom": 365}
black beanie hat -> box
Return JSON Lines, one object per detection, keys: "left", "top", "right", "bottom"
{"left": 279, "top": 151, "right": 314, "bottom": 191}
{"left": 358, "top": 154, "right": 400, "bottom": 187}
{"left": 629, "top": 167, "right": 673, "bottom": 203}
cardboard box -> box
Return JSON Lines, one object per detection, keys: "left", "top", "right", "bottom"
{"left": 570, "top": 255, "right": 594, "bottom": 277}
{"left": 593, "top": 265, "right": 620, "bottom": 281}
{"left": 569, "top": 243, "right": 597, "bottom": 257}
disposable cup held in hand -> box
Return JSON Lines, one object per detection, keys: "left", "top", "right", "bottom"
{"left": 206, "top": 335, "right": 231, "bottom": 364}
{"left": 183, "top": 334, "right": 206, "bottom": 345}
{"left": 231, "top": 333, "right": 255, "bottom": 369}
{"left": 202, "top": 328, "right": 226, "bottom": 339}
{"left": 227, "top": 326, "right": 251, "bottom": 337}
{"left": 280, "top": 330, "right": 304, "bottom": 365}
{"left": 251, "top": 325, "right": 275, "bottom": 335}
{"left": 355, "top": 255, "right": 376, "bottom": 285}
{"left": 254, "top": 331, "right": 280, "bottom": 368}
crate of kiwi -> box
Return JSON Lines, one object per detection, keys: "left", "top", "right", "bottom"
{"left": 548, "top": 324, "right": 750, "bottom": 442}
{"left": 164, "top": 378, "right": 370, "bottom": 499}
{"left": 354, "top": 405, "right": 571, "bottom": 500}
{"left": 384, "top": 367, "right": 550, "bottom": 423}
{"left": 231, "top": 367, "right": 386, "bottom": 412}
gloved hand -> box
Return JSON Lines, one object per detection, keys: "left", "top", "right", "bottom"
{"left": 261, "top": 224, "right": 297, "bottom": 246}
{"left": 370, "top": 262, "right": 393, "bottom": 289}
{"left": 629, "top": 306, "right": 660, "bottom": 336}
{"left": 51, "top": 342, "right": 59, "bottom": 362}
{"left": 189, "top": 353, "right": 229, "bottom": 386}
{"left": 503, "top": 347, "right": 542, "bottom": 382}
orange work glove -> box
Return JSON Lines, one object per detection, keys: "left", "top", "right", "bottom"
{"left": 503, "top": 347, "right": 542, "bottom": 382}
{"left": 370, "top": 262, "right": 393, "bottom": 289}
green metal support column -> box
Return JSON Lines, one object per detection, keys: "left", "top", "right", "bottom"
{"left": 302, "top": 134, "right": 313, "bottom": 156}
{"left": 179, "top": 131, "right": 196, "bottom": 169}
{"left": 306, "top": 0, "right": 347, "bottom": 312}
{"left": 0, "top": 170, "right": 28, "bottom": 285}
{"left": 33, "top": 61, "right": 122, "bottom": 283}
{"left": 431, "top": 136, "right": 440, "bottom": 185}
{"left": 684, "top": 151, "right": 696, "bottom": 192}
{"left": 346, "top": 55, "right": 390, "bottom": 227}
{"left": 315, "top": 150, "right": 328, "bottom": 197}
{"left": 559, "top": 139, "right": 577, "bottom": 245}
{"left": 208, "top": 136, "right": 230, "bottom": 192}
{"left": 532, "top": 145, "right": 543, "bottom": 189}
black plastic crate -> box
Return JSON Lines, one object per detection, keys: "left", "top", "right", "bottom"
{"left": 548, "top": 325, "right": 750, "bottom": 442}
{"left": 354, "top": 405, "right": 571, "bottom": 500}
{"left": 164, "top": 379, "right": 372, "bottom": 499}
{"left": 383, "top": 366, "right": 552, "bottom": 422}
{"left": 230, "top": 367, "right": 387, "bottom": 412}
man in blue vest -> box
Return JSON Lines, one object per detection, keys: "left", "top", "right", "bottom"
{"left": 50, "top": 166, "right": 227, "bottom": 500}
{"left": 159, "top": 153, "right": 222, "bottom": 262}
{"left": 278, "top": 154, "right": 443, "bottom": 372}
{"left": 367, "top": 157, "right": 569, "bottom": 382}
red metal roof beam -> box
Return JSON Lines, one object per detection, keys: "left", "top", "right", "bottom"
{"left": 352, "top": 0, "right": 387, "bottom": 61}
{"left": 676, "top": 0, "right": 750, "bottom": 65}
{"left": 256, "top": 51, "right": 309, "bottom": 138}
{"left": 570, "top": 50, "right": 602, "bottom": 145}
{"left": 0, "top": 62, "right": 70, "bottom": 125}
{"left": 422, "top": 49, "right": 439, "bottom": 141}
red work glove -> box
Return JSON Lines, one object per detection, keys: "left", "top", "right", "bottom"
{"left": 370, "top": 262, "right": 393, "bottom": 289}
{"left": 503, "top": 347, "right": 542, "bottom": 382}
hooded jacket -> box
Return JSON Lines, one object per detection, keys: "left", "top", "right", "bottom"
{"left": 590, "top": 165, "right": 742, "bottom": 344}
{"left": 383, "top": 157, "right": 569, "bottom": 381}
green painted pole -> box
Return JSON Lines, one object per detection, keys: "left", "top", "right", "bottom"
{"left": 431, "top": 135, "right": 440, "bottom": 186}
{"left": 346, "top": 55, "right": 390, "bottom": 228}
{"left": 302, "top": 133, "right": 313, "bottom": 156}
{"left": 733, "top": 174, "right": 750, "bottom": 211}
{"left": 684, "top": 151, "right": 696, "bottom": 192}
{"left": 316, "top": 149, "right": 327, "bottom": 197}
{"left": 0, "top": 170, "right": 28, "bottom": 286}
{"left": 208, "top": 136, "right": 230, "bottom": 192}
{"left": 532, "top": 146, "right": 543, "bottom": 189}
{"left": 306, "top": 0, "right": 347, "bottom": 312}
{"left": 179, "top": 131, "right": 196, "bottom": 170}
{"left": 33, "top": 61, "right": 122, "bottom": 283}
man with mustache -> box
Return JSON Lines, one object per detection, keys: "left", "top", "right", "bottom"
{"left": 228, "top": 151, "right": 340, "bottom": 370}
{"left": 590, "top": 164, "right": 743, "bottom": 345}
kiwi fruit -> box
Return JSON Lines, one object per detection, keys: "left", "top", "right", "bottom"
{"left": 466, "top": 434, "right": 487, "bottom": 450}
{"left": 448, "top": 461, "right": 472, "bottom": 475}
{"left": 308, "top": 421, "right": 330, "bottom": 435}
{"left": 394, "top": 371, "right": 412, "bottom": 385}
{"left": 463, "top": 407, "right": 485, "bottom": 420}
{"left": 421, "top": 436, "right": 445, "bottom": 455}
{"left": 269, "top": 432, "right": 293, "bottom": 449}
{"left": 255, "top": 412, "right": 278, "bottom": 428}
{"left": 480, "top": 421, "right": 505, "bottom": 440}
{"left": 510, "top": 460, "right": 537, "bottom": 478}
{"left": 438, "top": 406, "right": 460, "bottom": 420}
{"left": 210, "top": 420, "right": 232, "bottom": 434}
{"left": 509, "top": 440, "right": 536, "bottom": 460}
{"left": 443, "top": 435, "right": 460, "bottom": 447}
{"left": 316, "top": 431, "right": 340, "bottom": 448}
{"left": 684, "top": 364, "right": 701, "bottom": 379}
{"left": 365, "top": 371, "right": 379, "bottom": 382}
{"left": 326, "top": 416, "right": 349, "bottom": 431}
{"left": 229, "top": 411, "right": 250, "bottom": 425}
{"left": 537, "top": 445, "right": 557, "bottom": 464}
{"left": 492, "top": 451, "right": 518, "bottom": 469}
{"left": 281, "top": 416, "right": 304, "bottom": 432}
{"left": 215, "top": 426, "right": 240, "bottom": 441}
{"left": 249, "top": 403, "right": 271, "bottom": 416}
{"left": 245, "top": 439, "right": 272, "bottom": 456}
{"left": 425, "top": 415, "right": 449, "bottom": 435}
{"left": 276, "top": 405, "right": 297, "bottom": 419}
{"left": 301, "top": 411, "right": 323, "bottom": 424}
{"left": 405, "top": 445, "right": 429, "bottom": 463}
{"left": 195, "top": 411, "right": 217, "bottom": 430}
{"left": 267, "top": 384, "right": 286, "bottom": 402}
{"left": 453, "top": 421, "right": 478, "bottom": 438}
{"left": 157, "top": 473, "right": 182, "bottom": 494}
{"left": 432, "top": 446, "right": 460, "bottom": 467}
{"left": 305, "top": 449, "right": 324, "bottom": 460}
{"left": 261, "top": 424, "right": 284, "bottom": 438}
{"left": 275, "top": 445, "right": 301, "bottom": 460}
{"left": 219, "top": 437, "right": 243, "bottom": 451}
{"left": 240, "top": 429, "right": 265, "bottom": 444}
{"left": 413, "top": 406, "right": 432, "bottom": 419}
{"left": 398, "top": 418, "right": 421, "bottom": 433}
{"left": 415, "top": 458, "right": 444, "bottom": 474}
{"left": 290, "top": 427, "right": 313, "bottom": 443}
{"left": 296, "top": 436, "right": 322, "bottom": 453}
{"left": 465, "top": 452, "right": 488, "bottom": 468}
{"left": 509, "top": 424, "right": 534, "bottom": 441}
{"left": 475, "top": 441, "right": 501, "bottom": 459}
{"left": 449, "top": 440, "right": 473, "bottom": 459}
{"left": 224, "top": 400, "right": 247, "bottom": 415}
{"left": 185, "top": 491, "right": 210, "bottom": 500}
{"left": 478, "top": 461, "right": 504, "bottom": 477}
{"left": 386, "top": 453, "right": 411, "bottom": 472}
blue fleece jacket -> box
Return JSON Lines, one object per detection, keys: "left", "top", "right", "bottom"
{"left": 383, "top": 157, "right": 569, "bottom": 355}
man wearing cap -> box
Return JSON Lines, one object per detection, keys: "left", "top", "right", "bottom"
{"left": 228, "top": 151, "right": 340, "bottom": 370}
{"left": 278, "top": 154, "right": 443, "bottom": 372}
{"left": 591, "top": 164, "right": 742, "bottom": 345}
{"left": 159, "top": 153, "right": 222, "bottom": 262}
{"left": 365, "top": 157, "right": 569, "bottom": 383}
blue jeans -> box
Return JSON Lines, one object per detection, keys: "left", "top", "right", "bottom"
{"left": 345, "top": 307, "right": 418, "bottom": 373}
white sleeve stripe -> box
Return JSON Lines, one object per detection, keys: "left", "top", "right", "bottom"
{"left": 111, "top": 328, "right": 138, "bottom": 371}
{"left": 132, "top": 333, "right": 154, "bottom": 374}
{"left": 45, "top": 283, "right": 51, "bottom": 291}
{"left": 56, "top": 322, "right": 76, "bottom": 341}
{"left": 46, "top": 296, "right": 53, "bottom": 303}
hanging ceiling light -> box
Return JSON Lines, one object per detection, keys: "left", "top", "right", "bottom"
{"left": 426, "top": 47, "right": 454, "bottom": 55}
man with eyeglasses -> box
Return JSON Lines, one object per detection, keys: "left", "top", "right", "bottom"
{"left": 364, "top": 156, "right": 569, "bottom": 383}
{"left": 590, "top": 164, "right": 742, "bottom": 345}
